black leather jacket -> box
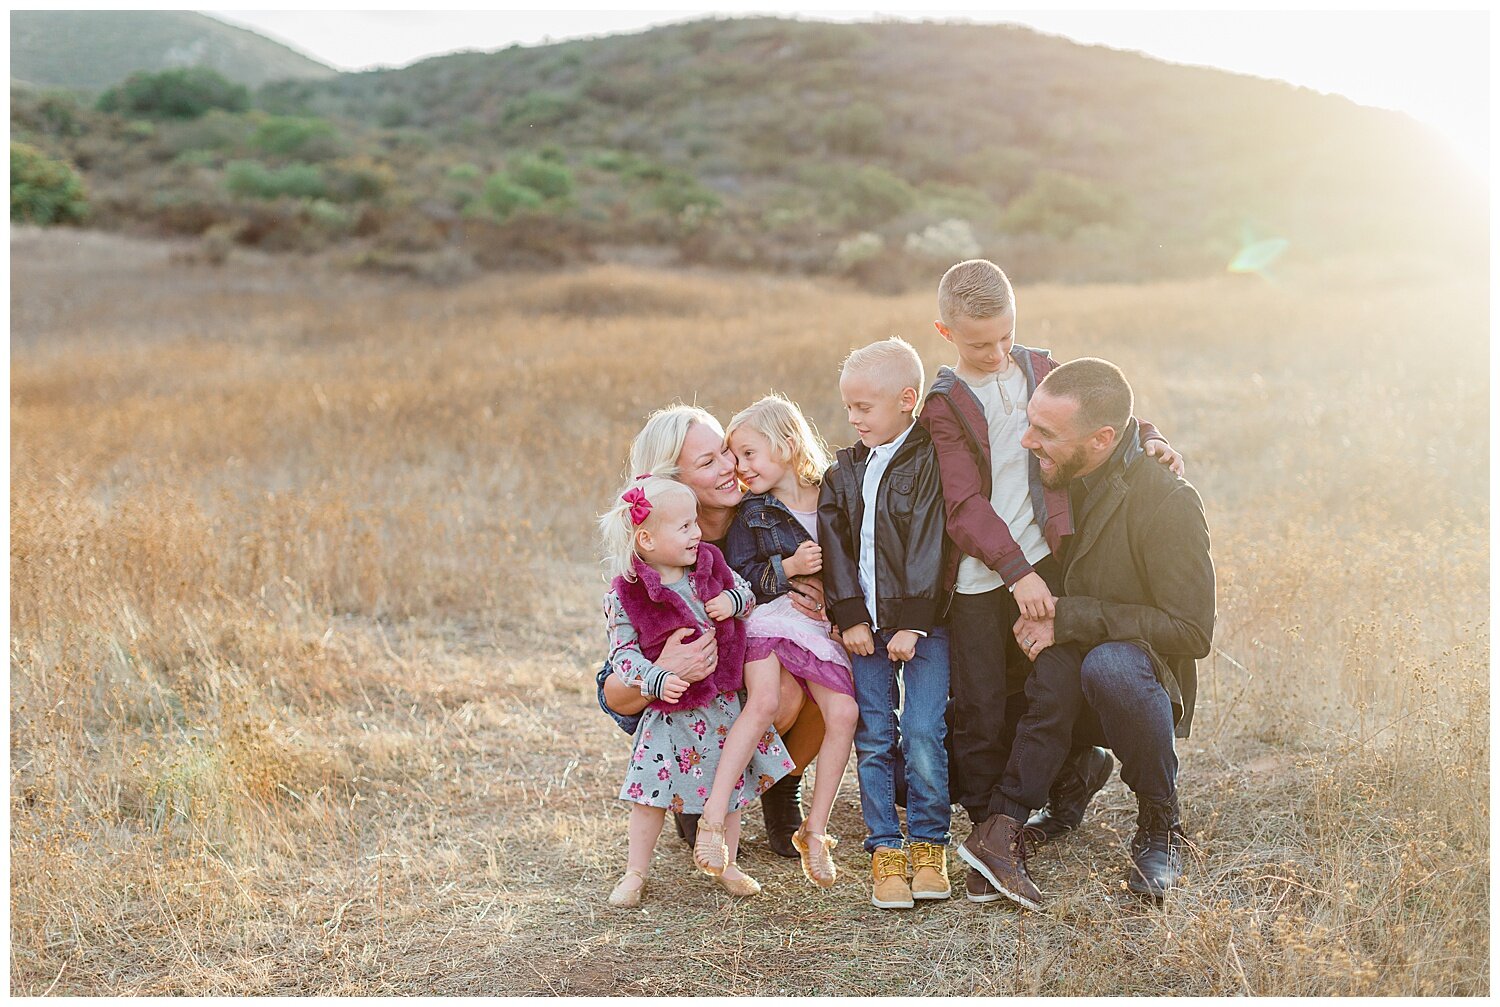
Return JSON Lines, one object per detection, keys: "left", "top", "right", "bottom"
{"left": 817, "top": 422, "right": 950, "bottom": 635}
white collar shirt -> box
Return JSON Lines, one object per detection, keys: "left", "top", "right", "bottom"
{"left": 858, "top": 420, "right": 915, "bottom": 632}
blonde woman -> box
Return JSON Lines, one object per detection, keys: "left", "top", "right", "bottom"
{"left": 596, "top": 405, "right": 827, "bottom": 856}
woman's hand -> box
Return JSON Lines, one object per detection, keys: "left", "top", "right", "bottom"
{"left": 655, "top": 627, "right": 717, "bottom": 684}
{"left": 787, "top": 575, "right": 827, "bottom": 622}
{"left": 783, "top": 541, "right": 823, "bottom": 577}
{"left": 1145, "top": 440, "right": 1186, "bottom": 476}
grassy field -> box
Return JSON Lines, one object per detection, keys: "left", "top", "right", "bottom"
{"left": 10, "top": 227, "right": 1488, "bottom": 994}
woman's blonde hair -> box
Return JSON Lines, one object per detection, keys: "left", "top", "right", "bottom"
{"left": 725, "top": 393, "right": 833, "bottom": 488}
{"left": 597, "top": 475, "right": 696, "bottom": 581}
{"left": 627, "top": 404, "right": 724, "bottom": 481}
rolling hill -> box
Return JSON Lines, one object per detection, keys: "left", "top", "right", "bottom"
{"left": 10, "top": 10, "right": 335, "bottom": 92}
{"left": 10, "top": 16, "right": 1485, "bottom": 284}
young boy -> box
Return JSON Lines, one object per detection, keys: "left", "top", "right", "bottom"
{"left": 919, "top": 259, "right": 1180, "bottom": 903}
{"left": 818, "top": 336, "right": 953, "bottom": 910}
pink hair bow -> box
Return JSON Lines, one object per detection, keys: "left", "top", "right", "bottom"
{"left": 622, "top": 486, "right": 652, "bottom": 525}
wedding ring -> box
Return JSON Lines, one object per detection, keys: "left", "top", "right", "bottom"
{"left": 1023, "top": 638, "right": 1035, "bottom": 649}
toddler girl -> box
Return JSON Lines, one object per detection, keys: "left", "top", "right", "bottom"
{"left": 599, "top": 475, "right": 794, "bottom": 908}
{"left": 697, "top": 394, "right": 860, "bottom": 889}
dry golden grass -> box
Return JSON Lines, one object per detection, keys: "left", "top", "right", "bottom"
{"left": 10, "top": 227, "right": 1488, "bottom": 994}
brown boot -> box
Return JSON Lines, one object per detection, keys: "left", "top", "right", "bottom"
{"left": 870, "top": 846, "right": 914, "bottom": 909}
{"left": 909, "top": 842, "right": 951, "bottom": 900}
{"left": 957, "top": 814, "right": 1043, "bottom": 911}
{"left": 964, "top": 866, "right": 1002, "bottom": 904}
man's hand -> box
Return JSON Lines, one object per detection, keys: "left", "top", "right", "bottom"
{"left": 1013, "top": 615, "right": 1055, "bottom": 662}
{"left": 787, "top": 575, "right": 827, "bottom": 622}
{"left": 1011, "top": 571, "right": 1056, "bottom": 620}
{"left": 841, "top": 623, "right": 875, "bottom": 656}
{"left": 703, "top": 590, "right": 736, "bottom": 621}
{"left": 658, "top": 673, "right": 689, "bottom": 704}
{"left": 887, "top": 630, "right": 919, "bottom": 663}
{"left": 1145, "top": 439, "right": 1186, "bottom": 476}
{"left": 655, "top": 627, "right": 717, "bottom": 683}
{"left": 783, "top": 540, "right": 823, "bottom": 577}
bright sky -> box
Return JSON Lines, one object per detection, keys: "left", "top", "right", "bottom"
{"left": 210, "top": 7, "right": 1490, "bottom": 175}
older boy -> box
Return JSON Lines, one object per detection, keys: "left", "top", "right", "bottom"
{"left": 920, "top": 259, "right": 1182, "bottom": 902}
{"left": 819, "top": 337, "right": 953, "bottom": 910}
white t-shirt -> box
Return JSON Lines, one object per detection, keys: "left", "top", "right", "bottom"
{"left": 955, "top": 366, "right": 1050, "bottom": 595}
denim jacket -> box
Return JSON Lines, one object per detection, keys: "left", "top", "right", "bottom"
{"left": 723, "top": 491, "right": 815, "bottom": 603}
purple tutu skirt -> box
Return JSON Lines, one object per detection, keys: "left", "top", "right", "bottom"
{"left": 744, "top": 594, "right": 855, "bottom": 698}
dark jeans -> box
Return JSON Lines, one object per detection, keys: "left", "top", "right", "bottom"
{"left": 948, "top": 555, "right": 1062, "bottom": 821}
{"left": 998, "top": 641, "right": 1178, "bottom": 820}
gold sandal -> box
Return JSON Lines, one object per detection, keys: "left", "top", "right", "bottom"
{"left": 608, "top": 869, "right": 647, "bottom": 908}
{"left": 792, "top": 822, "right": 839, "bottom": 888}
{"left": 716, "top": 862, "right": 762, "bottom": 897}
{"left": 693, "top": 820, "right": 729, "bottom": 876}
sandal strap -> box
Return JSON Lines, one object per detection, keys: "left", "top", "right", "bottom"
{"left": 698, "top": 821, "right": 727, "bottom": 834}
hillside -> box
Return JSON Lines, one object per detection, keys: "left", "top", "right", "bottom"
{"left": 11, "top": 16, "right": 1485, "bottom": 285}
{"left": 10, "top": 10, "right": 335, "bottom": 92}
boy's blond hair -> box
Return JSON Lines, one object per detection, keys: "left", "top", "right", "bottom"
{"left": 726, "top": 393, "right": 833, "bottom": 488}
{"left": 840, "top": 336, "right": 925, "bottom": 400}
{"left": 937, "top": 258, "right": 1015, "bottom": 324}
{"left": 597, "top": 475, "right": 696, "bottom": 580}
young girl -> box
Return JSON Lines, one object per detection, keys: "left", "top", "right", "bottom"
{"left": 697, "top": 394, "right": 860, "bottom": 889}
{"left": 598, "top": 474, "right": 794, "bottom": 908}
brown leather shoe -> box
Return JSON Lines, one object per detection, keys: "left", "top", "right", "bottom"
{"left": 957, "top": 814, "right": 1043, "bottom": 911}
{"left": 964, "top": 866, "right": 1002, "bottom": 903}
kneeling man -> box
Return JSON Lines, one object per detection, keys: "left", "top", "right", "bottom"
{"left": 959, "top": 357, "right": 1215, "bottom": 906}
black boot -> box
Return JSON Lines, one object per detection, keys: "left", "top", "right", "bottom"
{"left": 672, "top": 811, "right": 700, "bottom": 848}
{"left": 1127, "top": 794, "right": 1184, "bottom": 900}
{"left": 760, "top": 774, "right": 803, "bottom": 858}
{"left": 1026, "top": 746, "right": 1113, "bottom": 845}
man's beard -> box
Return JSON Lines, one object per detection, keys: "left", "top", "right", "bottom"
{"left": 1037, "top": 444, "right": 1090, "bottom": 489}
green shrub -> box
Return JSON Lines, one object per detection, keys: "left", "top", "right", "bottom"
{"left": 509, "top": 155, "right": 573, "bottom": 200}
{"left": 225, "top": 160, "right": 327, "bottom": 200}
{"left": 1001, "top": 170, "right": 1123, "bottom": 238}
{"left": 160, "top": 110, "right": 255, "bottom": 156}
{"left": 307, "top": 199, "right": 352, "bottom": 232}
{"left": 501, "top": 91, "right": 581, "bottom": 129}
{"left": 482, "top": 173, "right": 543, "bottom": 218}
{"left": 801, "top": 163, "right": 918, "bottom": 228}
{"left": 11, "top": 142, "right": 88, "bottom": 224}
{"left": 326, "top": 157, "right": 394, "bottom": 202}
{"left": 819, "top": 102, "right": 885, "bottom": 156}
{"left": 447, "top": 163, "right": 481, "bottom": 182}
{"left": 251, "top": 116, "right": 342, "bottom": 161}
{"left": 650, "top": 173, "right": 721, "bottom": 216}
{"left": 97, "top": 67, "right": 249, "bottom": 120}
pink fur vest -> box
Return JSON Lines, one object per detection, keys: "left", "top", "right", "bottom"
{"left": 612, "top": 544, "right": 747, "bottom": 713}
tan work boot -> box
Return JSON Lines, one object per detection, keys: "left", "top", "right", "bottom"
{"left": 909, "top": 842, "right": 951, "bottom": 900}
{"left": 870, "top": 846, "right": 914, "bottom": 909}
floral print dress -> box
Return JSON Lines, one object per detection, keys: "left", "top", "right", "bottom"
{"left": 606, "top": 573, "right": 793, "bottom": 813}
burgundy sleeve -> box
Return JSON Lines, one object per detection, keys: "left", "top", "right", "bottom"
{"left": 922, "top": 395, "right": 1034, "bottom": 588}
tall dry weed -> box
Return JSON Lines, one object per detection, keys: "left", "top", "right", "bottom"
{"left": 10, "top": 230, "right": 1487, "bottom": 993}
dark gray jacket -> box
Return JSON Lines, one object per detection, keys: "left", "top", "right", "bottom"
{"left": 1052, "top": 419, "right": 1216, "bottom": 737}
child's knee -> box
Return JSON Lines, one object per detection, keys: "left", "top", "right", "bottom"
{"left": 826, "top": 694, "right": 860, "bottom": 732}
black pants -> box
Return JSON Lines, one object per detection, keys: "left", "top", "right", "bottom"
{"left": 948, "top": 554, "right": 1063, "bottom": 822}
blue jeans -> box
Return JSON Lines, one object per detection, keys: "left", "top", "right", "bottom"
{"left": 850, "top": 626, "right": 951, "bottom": 852}
{"left": 999, "top": 641, "right": 1178, "bottom": 819}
